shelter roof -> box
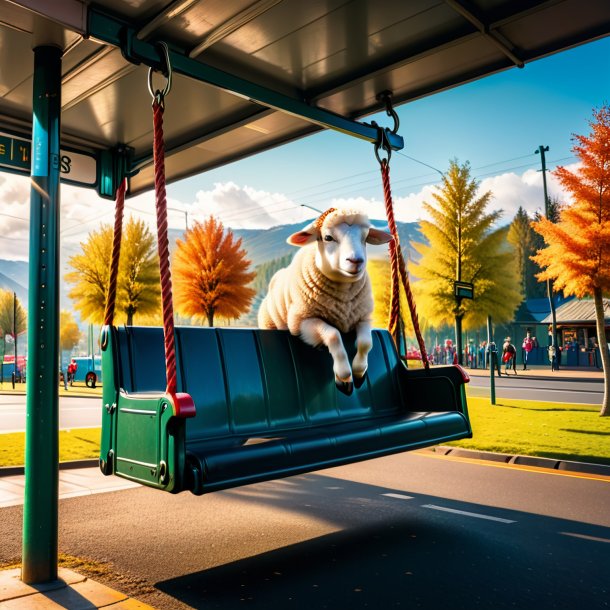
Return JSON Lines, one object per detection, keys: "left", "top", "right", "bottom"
{"left": 541, "top": 298, "right": 610, "bottom": 325}
{"left": 1, "top": 1, "right": 610, "bottom": 196}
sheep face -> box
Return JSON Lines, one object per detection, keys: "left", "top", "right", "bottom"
{"left": 288, "top": 209, "right": 392, "bottom": 283}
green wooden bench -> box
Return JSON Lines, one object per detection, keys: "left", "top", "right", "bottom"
{"left": 99, "top": 325, "right": 472, "bottom": 494}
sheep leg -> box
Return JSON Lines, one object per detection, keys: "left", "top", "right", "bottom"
{"left": 298, "top": 317, "right": 353, "bottom": 395}
{"left": 352, "top": 320, "right": 372, "bottom": 388}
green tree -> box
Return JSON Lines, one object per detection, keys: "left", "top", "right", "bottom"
{"left": 409, "top": 160, "right": 521, "bottom": 336}
{"left": 532, "top": 105, "right": 610, "bottom": 416}
{"left": 173, "top": 216, "right": 256, "bottom": 326}
{"left": 65, "top": 217, "right": 160, "bottom": 326}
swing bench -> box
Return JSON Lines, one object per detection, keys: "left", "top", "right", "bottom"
{"left": 99, "top": 58, "right": 472, "bottom": 495}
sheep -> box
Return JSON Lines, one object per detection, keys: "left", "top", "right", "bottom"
{"left": 258, "top": 208, "right": 393, "bottom": 395}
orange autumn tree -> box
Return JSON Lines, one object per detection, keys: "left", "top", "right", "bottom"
{"left": 173, "top": 216, "right": 256, "bottom": 326}
{"left": 532, "top": 105, "right": 610, "bottom": 416}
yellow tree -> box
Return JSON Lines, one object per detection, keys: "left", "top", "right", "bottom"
{"left": 0, "top": 289, "right": 26, "bottom": 372}
{"left": 65, "top": 217, "right": 160, "bottom": 325}
{"left": 368, "top": 258, "right": 412, "bottom": 332}
{"left": 532, "top": 105, "right": 610, "bottom": 416}
{"left": 0, "top": 289, "right": 26, "bottom": 338}
{"left": 410, "top": 160, "right": 521, "bottom": 357}
{"left": 173, "top": 216, "right": 256, "bottom": 326}
{"left": 60, "top": 310, "right": 81, "bottom": 353}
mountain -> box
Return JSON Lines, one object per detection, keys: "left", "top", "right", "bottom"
{"left": 0, "top": 260, "right": 28, "bottom": 302}
{"left": 3, "top": 219, "right": 423, "bottom": 319}
{"left": 227, "top": 219, "right": 421, "bottom": 267}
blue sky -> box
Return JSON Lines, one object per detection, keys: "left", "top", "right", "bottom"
{"left": 1, "top": 35, "right": 609, "bottom": 259}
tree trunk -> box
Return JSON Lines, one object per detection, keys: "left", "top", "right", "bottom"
{"left": 593, "top": 287, "right": 610, "bottom": 416}
{"left": 207, "top": 310, "right": 214, "bottom": 327}
{"left": 126, "top": 307, "right": 134, "bottom": 326}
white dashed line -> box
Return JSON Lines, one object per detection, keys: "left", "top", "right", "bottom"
{"left": 382, "top": 493, "right": 414, "bottom": 501}
{"left": 422, "top": 504, "right": 516, "bottom": 523}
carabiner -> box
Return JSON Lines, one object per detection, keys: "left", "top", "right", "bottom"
{"left": 377, "top": 90, "right": 400, "bottom": 135}
{"left": 373, "top": 122, "right": 392, "bottom": 166}
{"left": 148, "top": 41, "right": 172, "bottom": 104}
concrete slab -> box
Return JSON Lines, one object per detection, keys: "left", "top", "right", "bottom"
{"left": 0, "top": 468, "right": 140, "bottom": 509}
{"left": 0, "top": 568, "right": 156, "bottom": 609}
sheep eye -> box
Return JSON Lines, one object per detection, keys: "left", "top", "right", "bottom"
{"left": 324, "top": 234, "right": 335, "bottom": 242}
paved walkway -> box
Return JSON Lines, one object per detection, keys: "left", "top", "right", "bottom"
{"left": 0, "top": 567, "right": 154, "bottom": 609}
{"left": 0, "top": 467, "right": 148, "bottom": 609}
{"left": 464, "top": 364, "right": 604, "bottom": 380}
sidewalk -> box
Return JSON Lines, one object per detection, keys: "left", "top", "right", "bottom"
{"left": 0, "top": 465, "right": 153, "bottom": 609}
{"left": 465, "top": 364, "right": 604, "bottom": 381}
{"left": 0, "top": 567, "right": 154, "bottom": 609}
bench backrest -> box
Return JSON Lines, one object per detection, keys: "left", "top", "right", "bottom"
{"left": 113, "top": 327, "right": 405, "bottom": 442}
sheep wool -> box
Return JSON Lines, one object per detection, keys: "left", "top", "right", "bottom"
{"left": 258, "top": 245, "right": 374, "bottom": 335}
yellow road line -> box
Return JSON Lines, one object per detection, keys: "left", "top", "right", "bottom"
{"left": 415, "top": 449, "right": 610, "bottom": 484}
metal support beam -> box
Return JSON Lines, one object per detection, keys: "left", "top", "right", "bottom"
{"left": 22, "top": 44, "right": 62, "bottom": 585}
{"left": 444, "top": 0, "right": 524, "bottom": 68}
{"left": 87, "top": 8, "right": 403, "bottom": 152}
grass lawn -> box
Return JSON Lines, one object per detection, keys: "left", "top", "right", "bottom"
{"left": 453, "top": 392, "right": 610, "bottom": 465}
{"left": 1, "top": 393, "right": 609, "bottom": 468}
{"left": 0, "top": 428, "right": 100, "bottom": 468}
{"left": 0, "top": 382, "right": 102, "bottom": 398}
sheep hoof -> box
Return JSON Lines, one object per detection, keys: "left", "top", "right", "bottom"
{"left": 335, "top": 379, "right": 354, "bottom": 396}
{"left": 353, "top": 373, "right": 367, "bottom": 389}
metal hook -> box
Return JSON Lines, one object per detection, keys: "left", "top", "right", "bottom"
{"left": 377, "top": 90, "right": 399, "bottom": 135}
{"left": 372, "top": 121, "right": 392, "bottom": 166}
{"left": 148, "top": 41, "right": 172, "bottom": 103}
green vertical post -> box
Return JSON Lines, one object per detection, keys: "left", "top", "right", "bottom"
{"left": 487, "top": 315, "right": 496, "bottom": 405}
{"left": 22, "top": 45, "right": 62, "bottom": 584}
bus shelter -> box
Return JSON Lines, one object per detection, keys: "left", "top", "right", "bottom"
{"left": 1, "top": 0, "right": 610, "bottom": 585}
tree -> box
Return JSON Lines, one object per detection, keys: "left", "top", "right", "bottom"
{"left": 0, "top": 289, "right": 26, "bottom": 339}
{"left": 65, "top": 217, "right": 160, "bottom": 326}
{"left": 173, "top": 216, "right": 256, "bottom": 326}
{"left": 60, "top": 310, "right": 81, "bottom": 352}
{"left": 532, "top": 105, "right": 610, "bottom": 416}
{"left": 119, "top": 219, "right": 162, "bottom": 326}
{"left": 368, "top": 259, "right": 412, "bottom": 333}
{"left": 409, "top": 160, "right": 521, "bottom": 345}
{"left": 508, "top": 206, "right": 543, "bottom": 299}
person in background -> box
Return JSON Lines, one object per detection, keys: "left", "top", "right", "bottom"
{"left": 522, "top": 329, "right": 534, "bottom": 370}
{"left": 502, "top": 337, "right": 517, "bottom": 375}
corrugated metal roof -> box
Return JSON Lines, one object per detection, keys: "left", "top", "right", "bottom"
{"left": 541, "top": 298, "right": 610, "bottom": 324}
{"left": 1, "top": 0, "right": 610, "bottom": 196}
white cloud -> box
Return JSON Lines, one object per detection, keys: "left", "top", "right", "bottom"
{"left": 0, "top": 162, "right": 583, "bottom": 261}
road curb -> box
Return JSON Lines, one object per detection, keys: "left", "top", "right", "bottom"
{"left": 0, "top": 459, "right": 98, "bottom": 478}
{"left": 436, "top": 446, "right": 610, "bottom": 477}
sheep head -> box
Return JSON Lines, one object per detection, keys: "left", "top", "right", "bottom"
{"left": 287, "top": 208, "right": 392, "bottom": 283}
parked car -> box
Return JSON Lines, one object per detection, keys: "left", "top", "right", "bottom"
{"left": 71, "top": 356, "right": 102, "bottom": 388}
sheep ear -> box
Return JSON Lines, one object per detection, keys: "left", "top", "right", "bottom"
{"left": 287, "top": 223, "right": 318, "bottom": 246}
{"left": 367, "top": 227, "right": 393, "bottom": 245}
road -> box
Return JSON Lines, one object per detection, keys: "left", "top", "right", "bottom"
{"left": 467, "top": 374, "right": 603, "bottom": 405}
{"left": 0, "top": 375, "right": 604, "bottom": 433}
{"left": 0, "top": 394, "right": 100, "bottom": 432}
{"left": 1, "top": 450, "right": 608, "bottom": 609}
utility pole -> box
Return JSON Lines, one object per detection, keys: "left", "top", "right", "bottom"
{"left": 535, "top": 145, "right": 559, "bottom": 370}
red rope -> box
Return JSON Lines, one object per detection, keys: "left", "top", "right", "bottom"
{"left": 380, "top": 160, "right": 429, "bottom": 369}
{"left": 153, "top": 98, "right": 177, "bottom": 396}
{"left": 103, "top": 178, "right": 126, "bottom": 327}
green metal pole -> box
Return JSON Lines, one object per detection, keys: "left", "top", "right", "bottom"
{"left": 22, "top": 45, "right": 62, "bottom": 584}
{"left": 487, "top": 315, "right": 496, "bottom": 405}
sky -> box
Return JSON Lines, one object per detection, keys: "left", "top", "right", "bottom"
{"left": 1, "top": 35, "right": 610, "bottom": 261}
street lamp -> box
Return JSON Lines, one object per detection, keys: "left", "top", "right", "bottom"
{"left": 167, "top": 206, "right": 188, "bottom": 231}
